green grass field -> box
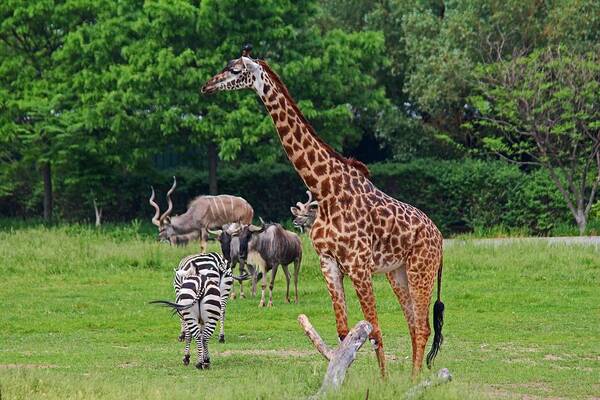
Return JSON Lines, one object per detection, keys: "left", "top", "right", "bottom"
{"left": 0, "top": 223, "right": 599, "bottom": 399}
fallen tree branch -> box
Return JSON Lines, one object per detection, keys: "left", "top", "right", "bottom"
{"left": 404, "top": 368, "right": 453, "bottom": 400}
{"left": 298, "top": 314, "right": 372, "bottom": 397}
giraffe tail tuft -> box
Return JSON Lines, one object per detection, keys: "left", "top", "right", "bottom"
{"left": 426, "top": 261, "right": 444, "bottom": 369}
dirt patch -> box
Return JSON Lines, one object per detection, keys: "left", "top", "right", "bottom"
{"left": 117, "top": 362, "right": 138, "bottom": 368}
{"left": 543, "top": 354, "right": 564, "bottom": 361}
{"left": 0, "top": 364, "right": 58, "bottom": 369}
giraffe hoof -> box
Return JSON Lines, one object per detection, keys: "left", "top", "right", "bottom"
{"left": 183, "top": 354, "right": 190, "bottom": 366}
{"left": 370, "top": 338, "right": 379, "bottom": 350}
{"left": 219, "top": 334, "right": 225, "bottom": 343}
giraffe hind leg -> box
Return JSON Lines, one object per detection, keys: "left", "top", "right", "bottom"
{"left": 386, "top": 267, "right": 418, "bottom": 364}
{"left": 406, "top": 256, "right": 439, "bottom": 379}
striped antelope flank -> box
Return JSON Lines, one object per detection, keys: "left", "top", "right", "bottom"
{"left": 149, "top": 176, "right": 254, "bottom": 252}
{"left": 173, "top": 252, "right": 241, "bottom": 343}
{"left": 151, "top": 273, "right": 221, "bottom": 369}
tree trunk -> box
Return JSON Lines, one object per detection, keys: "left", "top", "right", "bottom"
{"left": 41, "top": 161, "right": 52, "bottom": 221}
{"left": 576, "top": 210, "right": 587, "bottom": 236}
{"left": 208, "top": 142, "right": 218, "bottom": 195}
{"left": 93, "top": 199, "right": 102, "bottom": 227}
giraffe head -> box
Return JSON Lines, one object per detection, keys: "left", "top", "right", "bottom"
{"left": 201, "top": 44, "right": 264, "bottom": 94}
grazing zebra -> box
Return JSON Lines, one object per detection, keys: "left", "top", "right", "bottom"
{"left": 151, "top": 273, "right": 221, "bottom": 369}
{"left": 173, "top": 252, "right": 236, "bottom": 343}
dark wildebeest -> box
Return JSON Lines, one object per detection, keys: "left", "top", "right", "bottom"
{"left": 290, "top": 190, "right": 318, "bottom": 233}
{"left": 227, "top": 221, "right": 302, "bottom": 307}
{"left": 209, "top": 223, "right": 256, "bottom": 299}
{"left": 149, "top": 177, "right": 254, "bottom": 252}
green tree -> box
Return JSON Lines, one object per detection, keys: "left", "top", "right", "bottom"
{"left": 470, "top": 47, "right": 599, "bottom": 234}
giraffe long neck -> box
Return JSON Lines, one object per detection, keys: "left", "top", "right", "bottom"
{"left": 255, "top": 70, "right": 343, "bottom": 198}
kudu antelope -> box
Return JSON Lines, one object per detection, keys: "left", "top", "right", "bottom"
{"left": 149, "top": 177, "right": 254, "bottom": 253}
{"left": 290, "top": 191, "right": 318, "bottom": 233}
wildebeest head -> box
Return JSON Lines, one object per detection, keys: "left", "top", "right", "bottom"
{"left": 290, "top": 191, "right": 318, "bottom": 233}
{"left": 209, "top": 223, "right": 239, "bottom": 262}
{"left": 234, "top": 222, "right": 265, "bottom": 259}
{"left": 149, "top": 176, "right": 177, "bottom": 243}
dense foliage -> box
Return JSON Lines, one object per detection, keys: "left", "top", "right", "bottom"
{"left": 1, "top": 0, "right": 598, "bottom": 234}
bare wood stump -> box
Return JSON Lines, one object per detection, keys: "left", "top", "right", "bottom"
{"left": 298, "top": 314, "right": 372, "bottom": 398}
{"left": 404, "top": 368, "right": 453, "bottom": 400}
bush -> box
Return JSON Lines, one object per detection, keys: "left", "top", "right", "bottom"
{"left": 0, "top": 158, "right": 576, "bottom": 235}
{"left": 370, "top": 159, "right": 570, "bottom": 235}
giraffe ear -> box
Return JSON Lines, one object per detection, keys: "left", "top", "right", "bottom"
{"left": 241, "top": 56, "right": 260, "bottom": 73}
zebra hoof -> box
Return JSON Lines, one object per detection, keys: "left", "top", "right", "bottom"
{"left": 195, "top": 362, "right": 203, "bottom": 369}
{"left": 178, "top": 332, "right": 186, "bottom": 342}
{"left": 219, "top": 334, "right": 225, "bottom": 343}
{"left": 183, "top": 354, "right": 190, "bottom": 366}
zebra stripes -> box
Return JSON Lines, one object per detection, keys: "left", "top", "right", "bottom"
{"left": 152, "top": 273, "right": 221, "bottom": 369}
{"left": 174, "top": 252, "right": 234, "bottom": 343}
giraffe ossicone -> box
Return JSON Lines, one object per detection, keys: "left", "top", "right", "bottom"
{"left": 202, "top": 45, "right": 446, "bottom": 379}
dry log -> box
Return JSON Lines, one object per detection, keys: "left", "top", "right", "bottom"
{"left": 404, "top": 368, "right": 453, "bottom": 400}
{"left": 298, "top": 314, "right": 372, "bottom": 397}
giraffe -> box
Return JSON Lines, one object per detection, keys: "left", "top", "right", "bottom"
{"left": 201, "top": 46, "right": 445, "bottom": 378}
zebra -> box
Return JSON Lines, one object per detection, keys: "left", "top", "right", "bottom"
{"left": 151, "top": 273, "right": 221, "bottom": 369}
{"left": 173, "top": 252, "right": 240, "bottom": 343}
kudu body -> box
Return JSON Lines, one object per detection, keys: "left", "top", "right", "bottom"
{"left": 149, "top": 177, "right": 254, "bottom": 252}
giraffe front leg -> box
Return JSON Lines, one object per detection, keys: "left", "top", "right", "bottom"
{"left": 349, "top": 268, "right": 386, "bottom": 377}
{"left": 320, "top": 256, "right": 349, "bottom": 341}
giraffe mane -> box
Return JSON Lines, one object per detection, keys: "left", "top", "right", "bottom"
{"left": 257, "top": 60, "right": 371, "bottom": 178}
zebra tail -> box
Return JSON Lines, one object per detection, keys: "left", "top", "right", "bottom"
{"left": 149, "top": 300, "right": 196, "bottom": 312}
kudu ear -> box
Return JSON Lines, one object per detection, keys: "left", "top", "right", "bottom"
{"left": 290, "top": 206, "right": 301, "bottom": 216}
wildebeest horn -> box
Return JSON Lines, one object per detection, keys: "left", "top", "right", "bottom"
{"left": 249, "top": 223, "right": 263, "bottom": 232}
{"left": 207, "top": 229, "right": 222, "bottom": 236}
{"left": 306, "top": 190, "right": 313, "bottom": 203}
{"left": 149, "top": 187, "right": 161, "bottom": 226}
{"left": 160, "top": 176, "right": 177, "bottom": 221}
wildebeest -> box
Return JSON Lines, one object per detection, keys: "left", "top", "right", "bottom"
{"left": 290, "top": 190, "right": 318, "bottom": 233}
{"left": 227, "top": 221, "right": 302, "bottom": 307}
{"left": 149, "top": 177, "right": 254, "bottom": 252}
{"left": 208, "top": 223, "right": 256, "bottom": 299}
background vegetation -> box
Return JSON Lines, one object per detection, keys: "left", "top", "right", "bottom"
{"left": 1, "top": 0, "right": 599, "bottom": 235}
{"left": 1, "top": 225, "right": 599, "bottom": 399}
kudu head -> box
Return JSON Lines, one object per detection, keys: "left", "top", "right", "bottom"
{"left": 149, "top": 176, "right": 177, "bottom": 244}
{"left": 290, "top": 191, "right": 318, "bottom": 233}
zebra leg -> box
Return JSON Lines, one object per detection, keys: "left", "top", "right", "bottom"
{"left": 199, "top": 319, "right": 218, "bottom": 369}
{"left": 218, "top": 276, "right": 232, "bottom": 343}
{"left": 178, "top": 318, "right": 186, "bottom": 342}
{"left": 183, "top": 327, "right": 191, "bottom": 366}
{"left": 282, "top": 264, "right": 291, "bottom": 303}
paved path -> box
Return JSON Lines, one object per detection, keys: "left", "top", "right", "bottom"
{"left": 444, "top": 236, "right": 600, "bottom": 248}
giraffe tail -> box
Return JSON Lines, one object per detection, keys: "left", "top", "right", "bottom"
{"left": 426, "top": 260, "right": 445, "bottom": 369}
